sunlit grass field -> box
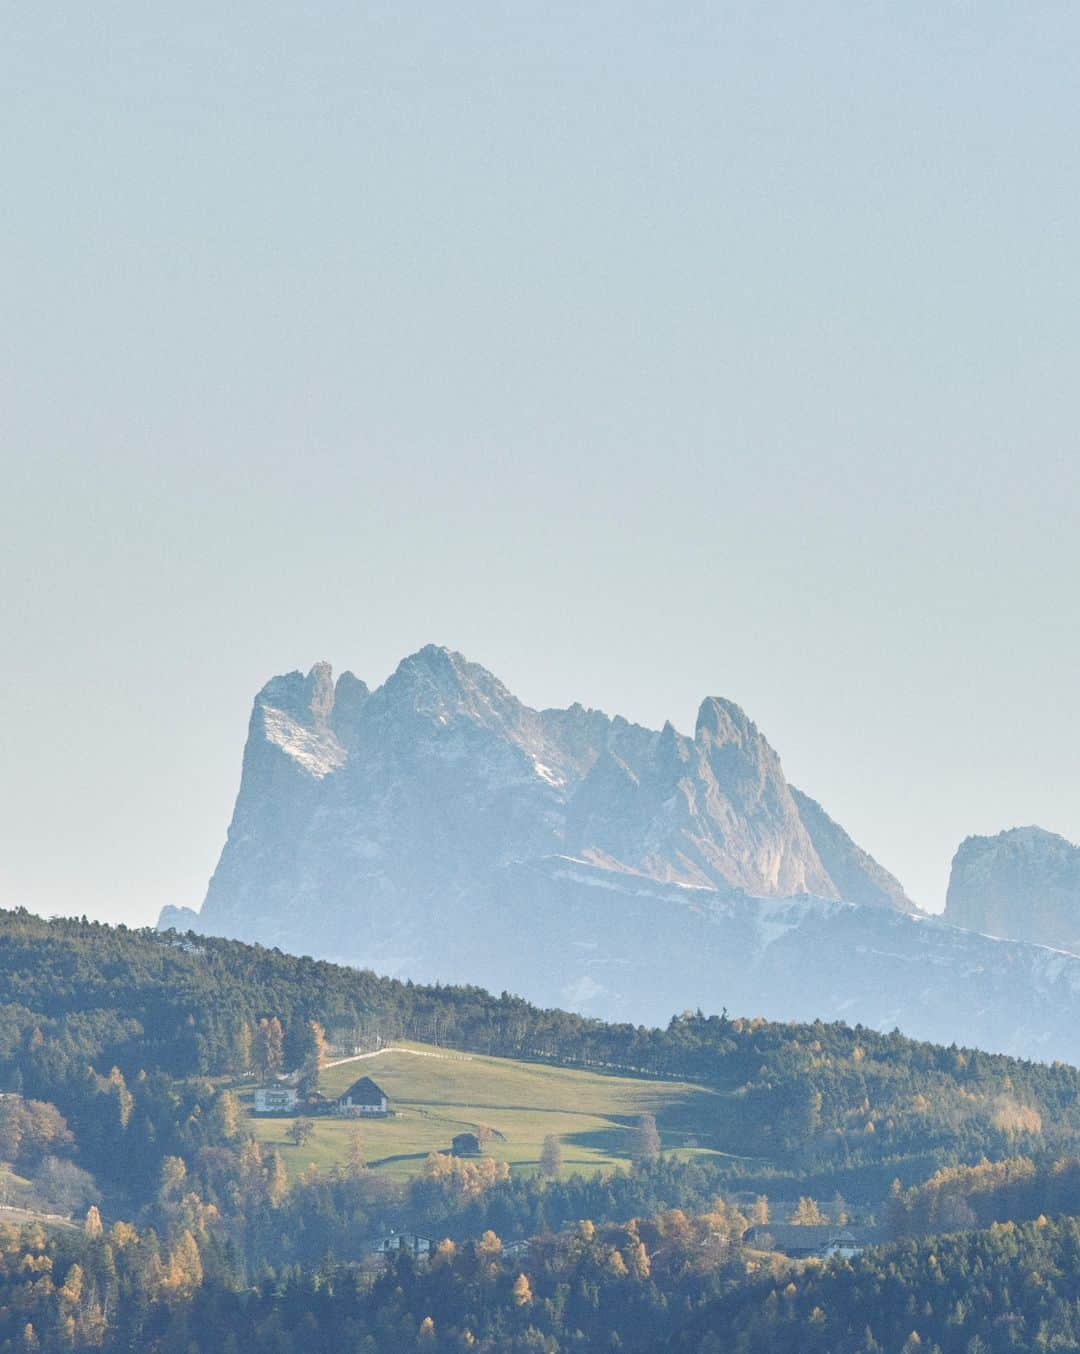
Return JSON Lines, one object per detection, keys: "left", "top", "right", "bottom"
{"left": 244, "top": 1041, "right": 732, "bottom": 1182}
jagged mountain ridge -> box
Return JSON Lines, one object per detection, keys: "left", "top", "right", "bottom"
{"left": 167, "top": 645, "right": 914, "bottom": 941}
{"left": 945, "top": 826, "right": 1080, "bottom": 954}
{"left": 157, "top": 647, "right": 1080, "bottom": 1061}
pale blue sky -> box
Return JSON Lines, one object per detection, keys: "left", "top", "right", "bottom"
{"left": 2, "top": 3, "right": 1078, "bottom": 925}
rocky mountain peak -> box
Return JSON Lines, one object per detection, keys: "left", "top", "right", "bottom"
{"left": 655, "top": 719, "right": 692, "bottom": 768}
{"left": 374, "top": 645, "right": 524, "bottom": 729}
{"left": 330, "top": 670, "right": 370, "bottom": 744}
{"left": 250, "top": 663, "right": 347, "bottom": 781}
{"left": 177, "top": 645, "right": 919, "bottom": 960}
{"left": 944, "top": 825, "right": 1080, "bottom": 952}
{"left": 255, "top": 669, "right": 308, "bottom": 718}
{"left": 255, "top": 661, "right": 339, "bottom": 725}
{"left": 695, "top": 695, "right": 786, "bottom": 796}
{"left": 304, "top": 661, "right": 336, "bottom": 724}
{"left": 694, "top": 695, "right": 756, "bottom": 748}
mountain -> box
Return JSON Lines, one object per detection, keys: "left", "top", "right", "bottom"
{"left": 400, "top": 854, "right": 1080, "bottom": 1062}
{"left": 162, "top": 645, "right": 913, "bottom": 941}
{"left": 944, "top": 825, "right": 1080, "bottom": 954}
{"left": 160, "top": 646, "right": 1080, "bottom": 1062}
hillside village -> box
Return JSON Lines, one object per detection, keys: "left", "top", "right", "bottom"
{"left": 240, "top": 1041, "right": 878, "bottom": 1264}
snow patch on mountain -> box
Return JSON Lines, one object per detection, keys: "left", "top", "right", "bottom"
{"left": 259, "top": 705, "right": 345, "bottom": 779}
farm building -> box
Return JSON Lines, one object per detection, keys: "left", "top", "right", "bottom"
{"left": 337, "top": 1076, "right": 389, "bottom": 1116}
{"left": 370, "top": 1231, "right": 433, "bottom": 1259}
{"left": 254, "top": 1086, "right": 298, "bottom": 1114}
{"left": 742, "top": 1224, "right": 865, "bottom": 1259}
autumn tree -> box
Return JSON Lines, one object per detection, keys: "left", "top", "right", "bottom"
{"left": 58, "top": 1261, "right": 83, "bottom": 1309}
{"left": 212, "top": 1090, "right": 242, "bottom": 1142}
{"left": 267, "top": 1149, "right": 289, "bottom": 1207}
{"left": 109, "top": 1220, "right": 139, "bottom": 1249}
{"left": 606, "top": 1248, "right": 628, "bottom": 1278}
{"left": 432, "top": 1238, "right": 457, "bottom": 1267}
{"left": 164, "top": 1229, "right": 203, "bottom": 1301}
{"left": 106, "top": 1067, "right": 134, "bottom": 1131}
{"left": 790, "top": 1196, "right": 825, "bottom": 1225}
{"left": 625, "top": 1239, "right": 651, "bottom": 1280}
{"left": 0, "top": 1097, "right": 74, "bottom": 1168}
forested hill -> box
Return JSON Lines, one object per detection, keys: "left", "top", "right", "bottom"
{"left": 5, "top": 907, "right": 1080, "bottom": 1349}
{"left": 670, "top": 1216, "right": 1080, "bottom": 1352}
{"left": 4, "top": 906, "right": 1080, "bottom": 1202}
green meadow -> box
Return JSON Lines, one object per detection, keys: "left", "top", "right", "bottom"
{"left": 244, "top": 1042, "right": 734, "bottom": 1182}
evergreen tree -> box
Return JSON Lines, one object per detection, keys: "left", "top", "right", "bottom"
{"left": 297, "top": 1021, "right": 328, "bottom": 1095}
{"left": 253, "top": 1018, "right": 285, "bottom": 1080}
{"left": 631, "top": 1113, "right": 661, "bottom": 1165}
{"left": 231, "top": 1021, "right": 253, "bottom": 1077}
{"left": 539, "top": 1134, "right": 562, "bottom": 1179}
{"left": 346, "top": 1122, "right": 366, "bottom": 1176}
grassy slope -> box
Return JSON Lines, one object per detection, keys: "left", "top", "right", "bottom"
{"left": 0, "top": 1168, "right": 76, "bottom": 1231}
{"left": 246, "top": 1042, "right": 734, "bottom": 1182}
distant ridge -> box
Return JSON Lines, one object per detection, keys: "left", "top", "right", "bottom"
{"left": 156, "top": 648, "right": 1080, "bottom": 1061}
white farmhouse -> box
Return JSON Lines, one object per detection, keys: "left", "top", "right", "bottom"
{"left": 254, "top": 1086, "right": 299, "bottom": 1114}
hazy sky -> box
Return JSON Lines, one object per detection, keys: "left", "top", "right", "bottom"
{"left": 2, "top": 3, "right": 1078, "bottom": 927}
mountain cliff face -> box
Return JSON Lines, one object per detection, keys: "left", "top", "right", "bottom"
{"left": 790, "top": 788, "right": 919, "bottom": 915}
{"left": 166, "top": 646, "right": 914, "bottom": 943}
{"left": 945, "top": 826, "right": 1080, "bottom": 954}
{"left": 159, "top": 647, "right": 1080, "bottom": 1063}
